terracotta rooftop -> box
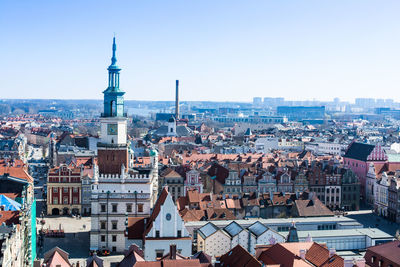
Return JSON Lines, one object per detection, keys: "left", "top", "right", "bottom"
{"left": 218, "top": 245, "right": 262, "bottom": 267}
{"left": 294, "top": 198, "right": 334, "bottom": 217}
{"left": 364, "top": 240, "right": 400, "bottom": 267}
{"left": 127, "top": 217, "right": 147, "bottom": 240}
{"left": 0, "top": 210, "right": 20, "bottom": 225}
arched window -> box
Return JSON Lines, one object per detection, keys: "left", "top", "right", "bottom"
{"left": 110, "top": 100, "right": 116, "bottom": 116}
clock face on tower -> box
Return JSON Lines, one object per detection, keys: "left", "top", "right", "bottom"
{"left": 107, "top": 124, "right": 118, "bottom": 135}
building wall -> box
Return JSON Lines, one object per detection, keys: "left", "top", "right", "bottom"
{"left": 325, "top": 186, "right": 341, "bottom": 209}
{"left": 344, "top": 158, "right": 380, "bottom": 200}
{"left": 0, "top": 225, "right": 23, "bottom": 267}
{"left": 90, "top": 168, "right": 157, "bottom": 253}
{"left": 201, "top": 231, "right": 231, "bottom": 259}
{"left": 250, "top": 230, "right": 285, "bottom": 254}
{"left": 47, "top": 183, "right": 81, "bottom": 215}
{"left": 144, "top": 239, "right": 192, "bottom": 260}
{"left": 97, "top": 148, "right": 128, "bottom": 175}
{"left": 100, "top": 117, "right": 127, "bottom": 145}
{"left": 231, "top": 230, "right": 248, "bottom": 250}
{"left": 144, "top": 192, "right": 191, "bottom": 260}
{"left": 374, "top": 179, "right": 389, "bottom": 217}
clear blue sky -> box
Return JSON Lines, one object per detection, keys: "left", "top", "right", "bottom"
{"left": 1, "top": 0, "right": 400, "bottom": 102}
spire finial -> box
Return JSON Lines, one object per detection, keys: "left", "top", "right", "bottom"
{"left": 111, "top": 36, "right": 117, "bottom": 65}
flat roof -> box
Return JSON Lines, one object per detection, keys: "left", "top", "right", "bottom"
{"left": 185, "top": 216, "right": 357, "bottom": 227}
{"left": 278, "top": 228, "right": 394, "bottom": 239}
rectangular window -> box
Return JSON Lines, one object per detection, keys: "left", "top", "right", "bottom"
{"left": 177, "top": 230, "right": 182, "bottom": 237}
{"left": 112, "top": 235, "right": 117, "bottom": 242}
{"left": 100, "top": 221, "right": 106, "bottom": 230}
{"left": 101, "top": 204, "right": 106, "bottom": 212}
{"left": 156, "top": 230, "right": 160, "bottom": 238}
{"left": 63, "top": 187, "right": 68, "bottom": 193}
{"left": 137, "top": 204, "right": 143, "bottom": 213}
{"left": 63, "top": 196, "right": 68, "bottom": 204}
{"left": 101, "top": 235, "right": 105, "bottom": 242}
{"left": 156, "top": 250, "right": 164, "bottom": 258}
{"left": 53, "top": 197, "right": 58, "bottom": 204}
{"left": 126, "top": 204, "right": 132, "bottom": 212}
{"left": 53, "top": 188, "right": 58, "bottom": 193}
{"left": 112, "top": 221, "right": 117, "bottom": 230}
{"left": 73, "top": 197, "right": 78, "bottom": 204}
{"left": 112, "top": 204, "right": 117, "bottom": 213}
{"left": 73, "top": 187, "right": 78, "bottom": 193}
{"left": 112, "top": 246, "right": 116, "bottom": 252}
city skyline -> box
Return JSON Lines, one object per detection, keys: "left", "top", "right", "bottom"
{"left": 1, "top": 0, "right": 400, "bottom": 102}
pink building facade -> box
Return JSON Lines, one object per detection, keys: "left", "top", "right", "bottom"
{"left": 343, "top": 142, "right": 387, "bottom": 202}
{"left": 184, "top": 169, "right": 203, "bottom": 195}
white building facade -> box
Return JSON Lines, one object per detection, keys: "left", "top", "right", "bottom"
{"left": 143, "top": 188, "right": 192, "bottom": 260}
{"left": 374, "top": 172, "right": 390, "bottom": 217}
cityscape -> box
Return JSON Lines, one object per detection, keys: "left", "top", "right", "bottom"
{"left": 1, "top": 1, "right": 400, "bottom": 267}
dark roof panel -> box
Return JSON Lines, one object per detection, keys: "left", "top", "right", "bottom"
{"left": 343, "top": 142, "right": 375, "bottom": 161}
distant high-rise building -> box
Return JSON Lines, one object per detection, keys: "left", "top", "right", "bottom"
{"left": 253, "top": 97, "right": 262, "bottom": 106}
{"left": 263, "top": 97, "right": 285, "bottom": 107}
{"left": 276, "top": 106, "right": 325, "bottom": 121}
{"left": 355, "top": 98, "right": 375, "bottom": 108}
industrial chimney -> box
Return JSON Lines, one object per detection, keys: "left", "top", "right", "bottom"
{"left": 175, "top": 80, "right": 179, "bottom": 120}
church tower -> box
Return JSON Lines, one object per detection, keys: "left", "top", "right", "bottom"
{"left": 97, "top": 37, "right": 129, "bottom": 175}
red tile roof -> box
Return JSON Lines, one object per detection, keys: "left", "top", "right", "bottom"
{"left": 0, "top": 210, "right": 20, "bottom": 225}
{"left": 0, "top": 160, "right": 32, "bottom": 183}
{"left": 219, "top": 245, "right": 262, "bottom": 267}
{"left": 306, "top": 243, "right": 343, "bottom": 267}
{"left": 127, "top": 217, "right": 147, "bottom": 240}
{"left": 144, "top": 187, "right": 169, "bottom": 236}
{"left": 257, "top": 242, "right": 344, "bottom": 267}
{"left": 294, "top": 198, "right": 334, "bottom": 217}
{"left": 364, "top": 240, "right": 400, "bottom": 267}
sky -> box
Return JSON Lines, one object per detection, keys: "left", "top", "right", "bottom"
{"left": 1, "top": 0, "right": 400, "bottom": 102}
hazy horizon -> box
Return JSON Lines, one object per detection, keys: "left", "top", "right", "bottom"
{"left": 1, "top": 1, "right": 400, "bottom": 102}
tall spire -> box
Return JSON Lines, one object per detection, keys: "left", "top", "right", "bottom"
{"left": 111, "top": 36, "right": 117, "bottom": 66}
{"left": 102, "top": 36, "right": 125, "bottom": 117}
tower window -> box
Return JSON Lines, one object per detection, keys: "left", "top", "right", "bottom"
{"left": 111, "top": 100, "right": 116, "bottom": 116}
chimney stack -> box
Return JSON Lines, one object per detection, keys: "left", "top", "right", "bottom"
{"left": 175, "top": 80, "right": 179, "bottom": 120}
{"left": 169, "top": 244, "right": 177, "bottom": 260}
{"left": 329, "top": 248, "right": 336, "bottom": 258}
{"left": 299, "top": 249, "right": 306, "bottom": 260}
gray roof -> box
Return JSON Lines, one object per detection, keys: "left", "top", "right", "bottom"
{"left": 0, "top": 140, "right": 16, "bottom": 151}
{"left": 153, "top": 125, "right": 193, "bottom": 137}
{"left": 185, "top": 215, "right": 358, "bottom": 228}
{"left": 223, "top": 221, "right": 244, "bottom": 237}
{"left": 387, "top": 153, "right": 400, "bottom": 162}
{"left": 198, "top": 222, "right": 219, "bottom": 239}
{"left": 248, "top": 221, "right": 268, "bottom": 237}
{"left": 280, "top": 228, "right": 394, "bottom": 239}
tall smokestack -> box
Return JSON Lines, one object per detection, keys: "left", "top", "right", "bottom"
{"left": 175, "top": 80, "right": 179, "bottom": 119}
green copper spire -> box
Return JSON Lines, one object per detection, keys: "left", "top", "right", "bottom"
{"left": 102, "top": 37, "right": 125, "bottom": 118}
{"left": 111, "top": 36, "right": 117, "bottom": 66}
